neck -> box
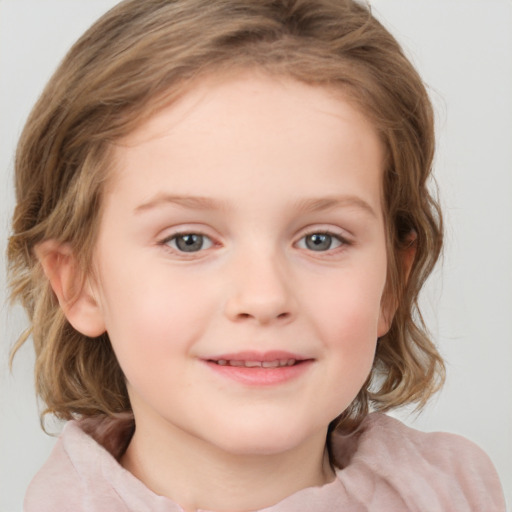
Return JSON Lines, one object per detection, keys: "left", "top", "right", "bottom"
{"left": 121, "top": 415, "right": 335, "bottom": 512}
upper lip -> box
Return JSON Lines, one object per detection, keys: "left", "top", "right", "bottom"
{"left": 203, "top": 351, "right": 311, "bottom": 363}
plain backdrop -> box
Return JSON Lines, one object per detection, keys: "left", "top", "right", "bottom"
{"left": 1, "top": 1, "right": 511, "bottom": 511}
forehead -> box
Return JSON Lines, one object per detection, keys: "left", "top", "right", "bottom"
{"left": 108, "top": 72, "right": 385, "bottom": 211}
{"left": 119, "top": 70, "right": 379, "bottom": 145}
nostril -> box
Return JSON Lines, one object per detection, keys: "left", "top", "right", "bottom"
{"left": 235, "top": 311, "right": 291, "bottom": 321}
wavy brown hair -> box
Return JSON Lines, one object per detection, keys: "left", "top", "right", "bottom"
{"left": 8, "top": 0, "right": 444, "bottom": 437}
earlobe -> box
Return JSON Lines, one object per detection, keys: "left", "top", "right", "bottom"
{"left": 377, "top": 302, "right": 393, "bottom": 338}
{"left": 35, "top": 240, "right": 106, "bottom": 337}
{"left": 402, "top": 230, "right": 417, "bottom": 282}
{"left": 377, "top": 231, "right": 417, "bottom": 338}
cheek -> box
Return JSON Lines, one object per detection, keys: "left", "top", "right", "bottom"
{"left": 317, "top": 289, "right": 381, "bottom": 413}
{"left": 302, "top": 267, "right": 384, "bottom": 383}
{"left": 327, "top": 302, "right": 379, "bottom": 378}
{"left": 307, "top": 268, "right": 385, "bottom": 340}
{"left": 97, "top": 266, "right": 216, "bottom": 370}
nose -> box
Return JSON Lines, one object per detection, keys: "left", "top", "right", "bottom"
{"left": 223, "top": 249, "right": 296, "bottom": 325}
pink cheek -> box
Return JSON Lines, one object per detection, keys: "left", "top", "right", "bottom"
{"left": 316, "top": 283, "right": 381, "bottom": 326}
{"left": 119, "top": 285, "right": 212, "bottom": 352}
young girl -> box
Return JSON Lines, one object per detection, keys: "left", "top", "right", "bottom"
{"left": 7, "top": 0, "right": 506, "bottom": 510}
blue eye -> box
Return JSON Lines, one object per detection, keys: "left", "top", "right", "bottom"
{"left": 165, "top": 233, "right": 213, "bottom": 252}
{"left": 298, "top": 233, "right": 343, "bottom": 252}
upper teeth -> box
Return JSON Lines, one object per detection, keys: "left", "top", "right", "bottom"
{"left": 215, "top": 359, "right": 296, "bottom": 368}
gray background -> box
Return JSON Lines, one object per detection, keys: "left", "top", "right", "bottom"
{"left": 1, "top": 0, "right": 511, "bottom": 510}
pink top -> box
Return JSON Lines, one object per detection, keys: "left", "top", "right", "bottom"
{"left": 24, "top": 413, "right": 506, "bottom": 511}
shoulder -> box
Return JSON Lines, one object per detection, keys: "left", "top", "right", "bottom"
{"left": 24, "top": 417, "right": 135, "bottom": 512}
{"left": 24, "top": 422, "right": 85, "bottom": 511}
{"left": 331, "top": 413, "right": 506, "bottom": 512}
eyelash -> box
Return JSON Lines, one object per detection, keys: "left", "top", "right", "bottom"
{"left": 159, "top": 232, "right": 215, "bottom": 254}
{"left": 158, "top": 229, "right": 351, "bottom": 256}
{"left": 295, "top": 230, "right": 349, "bottom": 253}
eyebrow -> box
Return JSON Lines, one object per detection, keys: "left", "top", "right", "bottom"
{"left": 134, "top": 193, "right": 377, "bottom": 218}
{"left": 293, "top": 196, "right": 378, "bottom": 218}
{"left": 134, "top": 194, "right": 228, "bottom": 213}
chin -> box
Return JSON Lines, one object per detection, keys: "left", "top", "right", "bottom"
{"left": 205, "top": 421, "right": 323, "bottom": 457}
{"left": 217, "top": 438, "right": 300, "bottom": 457}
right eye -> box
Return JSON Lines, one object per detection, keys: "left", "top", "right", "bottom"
{"left": 163, "top": 233, "right": 214, "bottom": 253}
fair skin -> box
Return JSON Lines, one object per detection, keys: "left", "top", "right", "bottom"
{"left": 39, "top": 73, "right": 392, "bottom": 512}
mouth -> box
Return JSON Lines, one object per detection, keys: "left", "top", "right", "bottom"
{"left": 203, "top": 351, "right": 313, "bottom": 385}
{"left": 209, "top": 358, "right": 300, "bottom": 368}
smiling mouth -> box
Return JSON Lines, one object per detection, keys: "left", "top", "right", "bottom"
{"left": 204, "top": 353, "right": 312, "bottom": 385}
{"left": 209, "top": 359, "right": 299, "bottom": 368}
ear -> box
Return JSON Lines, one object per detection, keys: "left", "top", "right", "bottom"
{"left": 377, "top": 297, "right": 395, "bottom": 338}
{"left": 377, "top": 232, "right": 417, "bottom": 337}
{"left": 35, "top": 240, "right": 106, "bottom": 337}
{"left": 402, "top": 230, "right": 417, "bottom": 282}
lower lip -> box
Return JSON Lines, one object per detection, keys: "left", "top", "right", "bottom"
{"left": 204, "top": 360, "right": 313, "bottom": 386}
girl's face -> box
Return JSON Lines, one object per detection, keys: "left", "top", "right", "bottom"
{"left": 91, "top": 73, "right": 389, "bottom": 456}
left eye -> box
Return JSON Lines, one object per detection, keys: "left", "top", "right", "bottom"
{"left": 164, "top": 233, "right": 214, "bottom": 253}
{"left": 297, "top": 233, "right": 343, "bottom": 252}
